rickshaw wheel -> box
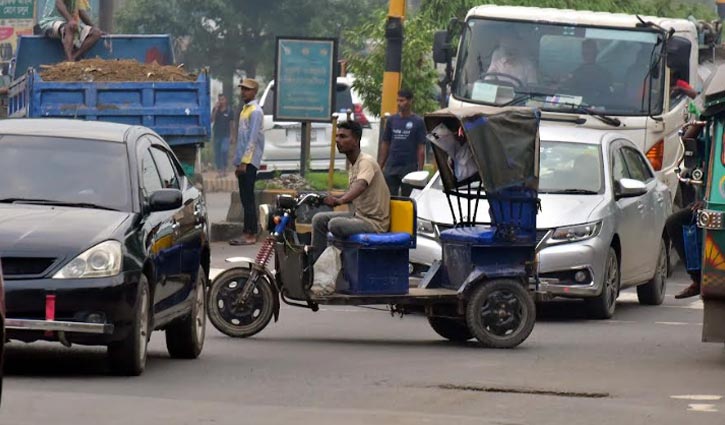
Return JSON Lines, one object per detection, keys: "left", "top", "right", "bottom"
{"left": 207, "top": 268, "right": 275, "bottom": 338}
{"left": 427, "top": 317, "right": 473, "bottom": 342}
{"left": 465, "top": 279, "right": 536, "bottom": 349}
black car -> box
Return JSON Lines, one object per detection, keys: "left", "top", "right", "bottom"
{"left": 0, "top": 119, "right": 210, "bottom": 376}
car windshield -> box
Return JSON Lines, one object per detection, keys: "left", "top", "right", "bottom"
{"left": 452, "top": 18, "right": 665, "bottom": 115}
{"left": 0, "top": 135, "right": 132, "bottom": 211}
{"left": 431, "top": 141, "right": 603, "bottom": 193}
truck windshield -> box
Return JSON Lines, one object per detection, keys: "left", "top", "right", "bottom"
{"left": 452, "top": 18, "right": 665, "bottom": 116}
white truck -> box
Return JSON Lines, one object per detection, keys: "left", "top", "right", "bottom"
{"left": 433, "top": 5, "right": 723, "bottom": 206}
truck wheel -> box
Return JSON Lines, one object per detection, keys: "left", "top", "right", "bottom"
{"left": 108, "top": 275, "right": 150, "bottom": 376}
{"left": 165, "top": 266, "right": 207, "bottom": 359}
{"left": 428, "top": 317, "right": 473, "bottom": 342}
{"left": 207, "top": 268, "right": 275, "bottom": 338}
{"left": 586, "top": 247, "right": 619, "bottom": 319}
{"left": 465, "top": 279, "right": 536, "bottom": 348}
{"left": 637, "top": 238, "right": 667, "bottom": 305}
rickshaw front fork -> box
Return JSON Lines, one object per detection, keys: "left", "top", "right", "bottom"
{"left": 239, "top": 236, "right": 276, "bottom": 303}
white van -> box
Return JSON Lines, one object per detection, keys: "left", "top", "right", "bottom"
{"left": 258, "top": 76, "right": 379, "bottom": 172}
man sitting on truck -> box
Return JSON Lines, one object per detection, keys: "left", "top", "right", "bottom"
{"left": 39, "top": 0, "right": 102, "bottom": 62}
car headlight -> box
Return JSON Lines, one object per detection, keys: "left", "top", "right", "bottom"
{"left": 417, "top": 219, "right": 436, "bottom": 237}
{"left": 53, "top": 240, "right": 122, "bottom": 279}
{"left": 548, "top": 221, "right": 602, "bottom": 245}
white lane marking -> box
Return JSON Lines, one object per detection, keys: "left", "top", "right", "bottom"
{"left": 655, "top": 321, "right": 700, "bottom": 326}
{"left": 671, "top": 395, "right": 723, "bottom": 401}
{"left": 687, "top": 404, "right": 719, "bottom": 412}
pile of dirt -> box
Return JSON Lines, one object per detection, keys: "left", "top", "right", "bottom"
{"left": 262, "top": 174, "right": 314, "bottom": 191}
{"left": 39, "top": 58, "right": 196, "bottom": 82}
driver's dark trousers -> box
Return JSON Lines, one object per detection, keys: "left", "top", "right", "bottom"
{"left": 312, "top": 212, "right": 375, "bottom": 263}
{"left": 665, "top": 207, "right": 701, "bottom": 283}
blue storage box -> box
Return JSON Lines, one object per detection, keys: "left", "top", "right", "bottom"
{"left": 333, "top": 234, "right": 410, "bottom": 295}
{"left": 683, "top": 224, "right": 702, "bottom": 272}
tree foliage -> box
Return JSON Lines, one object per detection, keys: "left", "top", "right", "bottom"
{"left": 344, "top": 0, "right": 717, "bottom": 117}
{"left": 116, "top": 0, "right": 387, "bottom": 99}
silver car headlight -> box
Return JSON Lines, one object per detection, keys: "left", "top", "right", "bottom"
{"left": 53, "top": 240, "right": 122, "bottom": 279}
{"left": 547, "top": 221, "right": 602, "bottom": 245}
{"left": 417, "top": 218, "right": 436, "bottom": 238}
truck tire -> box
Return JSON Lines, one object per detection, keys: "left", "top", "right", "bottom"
{"left": 165, "top": 266, "right": 207, "bottom": 359}
{"left": 108, "top": 276, "right": 151, "bottom": 376}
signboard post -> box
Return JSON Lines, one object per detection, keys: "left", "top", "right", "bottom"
{"left": 274, "top": 37, "right": 336, "bottom": 177}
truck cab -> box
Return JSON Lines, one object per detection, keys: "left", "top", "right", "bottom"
{"left": 435, "top": 5, "right": 721, "bottom": 205}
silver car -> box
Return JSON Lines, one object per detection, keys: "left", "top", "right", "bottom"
{"left": 409, "top": 126, "right": 672, "bottom": 319}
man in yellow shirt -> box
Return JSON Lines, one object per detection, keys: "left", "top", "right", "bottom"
{"left": 39, "top": 0, "right": 102, "bottom": 61}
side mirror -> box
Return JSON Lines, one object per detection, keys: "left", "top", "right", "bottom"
{"left": 615, "top": 178, "right": 647, "bottom": 199}
{"left": 148, "top": 189, "right": 183, "bottom": 212}
{"left": 402, "top": 170, "right": 431, "bottom": 189}
{"left": 433, "top": 30, "right": 451, "bottom": 64}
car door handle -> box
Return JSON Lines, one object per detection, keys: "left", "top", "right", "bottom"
{"left": 637, "top": 203, "right": 646, "bottom": 211}
{"left": 172, "top": 221, "right": 180, "bottom": 231}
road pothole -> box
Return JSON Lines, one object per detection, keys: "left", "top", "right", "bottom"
{"left": 430, "top": 384, "right": 610, "bottom": 399}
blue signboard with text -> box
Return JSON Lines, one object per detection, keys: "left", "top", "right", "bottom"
{"left": 274, "top": 37, "right": 336, "bottom": 122}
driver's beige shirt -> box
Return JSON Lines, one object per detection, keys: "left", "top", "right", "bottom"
{"left": 349, "top": 152, "right": 390, "bottom": 232}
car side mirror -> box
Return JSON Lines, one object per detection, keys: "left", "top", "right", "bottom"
{"left": 615, "top": 178, "right": 647, "bottom": 199}
{"left": 402, "top": 170, "right": 431, "bottom": 189}
{"left": 148, "top": 189, "right": 183, "bottom": 212}
{"left": 433, "top": 30, "right": 451, "bottom": 64}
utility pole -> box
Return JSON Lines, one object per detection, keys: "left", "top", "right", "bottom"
{"left": 378, "top": 0, "right": 405, "bottom": 159}
{"left": 99, "top": 0, "right": 115, "bottom": 33}
{"left": 381, "top": 0, "right": 405, "bottom": 115}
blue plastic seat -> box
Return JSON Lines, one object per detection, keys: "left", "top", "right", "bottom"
{"left": 328, "top": 232, "right": 412, "bottom": 248}
{"left": 439, "top": 226, "right": 496, "bottom": 244}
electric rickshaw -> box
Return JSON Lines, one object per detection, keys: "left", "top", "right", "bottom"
{"left": 687, "top": 65, "right": 725, "bottom": 343}
{"left": 206, "top": 106, "right": 542, "bottom": 348}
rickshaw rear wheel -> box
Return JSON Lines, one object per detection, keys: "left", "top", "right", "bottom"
{"left": 465, "top": 279, "right": 536, "bottom": 349}
{"left": 427, "top": 317, "right": 473, "bottom": 342}
{"left": 207, "top": 268, "right": 275, "bottom": 338}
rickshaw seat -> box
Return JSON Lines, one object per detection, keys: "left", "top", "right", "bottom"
{"left": 439, "top": 226, "right": 497, "bottom": 244}
{"left": 329, "top": 197, "right": 417, "bottom": 249}
{"left": 328, "top": 197, "right": 416, "bottom": 295}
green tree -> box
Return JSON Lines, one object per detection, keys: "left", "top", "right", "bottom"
{"left": 116, "top": 0, "right": 387, "bottom": 99}
{"left": 345, "top": 0, "right": 717, "bottom": 117}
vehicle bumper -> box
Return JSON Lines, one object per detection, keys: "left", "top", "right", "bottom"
{"left": 4, "top": 270, "right": 142, "bottom": 345}
{"left": 537, "top": 237, "right": 608, "bottom": 299}
{"left": 411, "top": 234, "right": 608, "bottom": 299}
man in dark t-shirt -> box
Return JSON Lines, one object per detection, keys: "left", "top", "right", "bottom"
{"left": 378, "top": 89, "right": 426, "bottom": 196}
{"left": 212, "top": 93, "right": 233, "bottom": 176}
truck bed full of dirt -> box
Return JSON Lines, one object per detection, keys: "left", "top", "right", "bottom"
{"left": 39, "top": 58, "right": 196, "bottom": 82}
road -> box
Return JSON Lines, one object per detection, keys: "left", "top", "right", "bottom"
{"left": 0, "top": 236, "right": 722, "bottom": 424}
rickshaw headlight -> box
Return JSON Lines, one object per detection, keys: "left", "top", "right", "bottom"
{"left": 417, "top": 219, "right": 436, "bottom": 237}
{"left": 548, "top": 221, "right": 602, "bottom": 245}
{"left": 698, "top": 210, "right": 725, "bottom": 230}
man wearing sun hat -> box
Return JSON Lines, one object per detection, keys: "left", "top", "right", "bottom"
{"left": 230, "top": 78, "right": 265, "bottom": 246}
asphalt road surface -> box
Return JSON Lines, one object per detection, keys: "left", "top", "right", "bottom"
{"left": 1, "top": 241, "right": 723, "bottom": 425}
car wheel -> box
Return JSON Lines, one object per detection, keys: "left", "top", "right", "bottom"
{"left": 586, "top": 247, "right": 620, "bottom": 320}
{"left": 465, "top": 279, "right": 536, "bottom": 348}
{"left": 427, "top": 317, "right": 473, "bottom": 342}
{"left": 108, "top": 275, "right": 150, "bottom": 376}
{"left": 637, "top": 238, "right": 667, "bottom": 305}
{"left": 165, "top": 265, "right": 207, "bottom": 359}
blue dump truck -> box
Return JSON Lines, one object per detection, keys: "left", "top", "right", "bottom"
{"left": 7, "top": 34, "right": 211, "bottom": 174}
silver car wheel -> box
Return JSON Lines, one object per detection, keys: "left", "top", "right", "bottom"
{"left": 604, "top": 252, "right": 618, "bottom": 311}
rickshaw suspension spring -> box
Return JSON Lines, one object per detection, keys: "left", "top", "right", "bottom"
{"left": 255, "top": 237, "right": 275, "bottom": 267}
